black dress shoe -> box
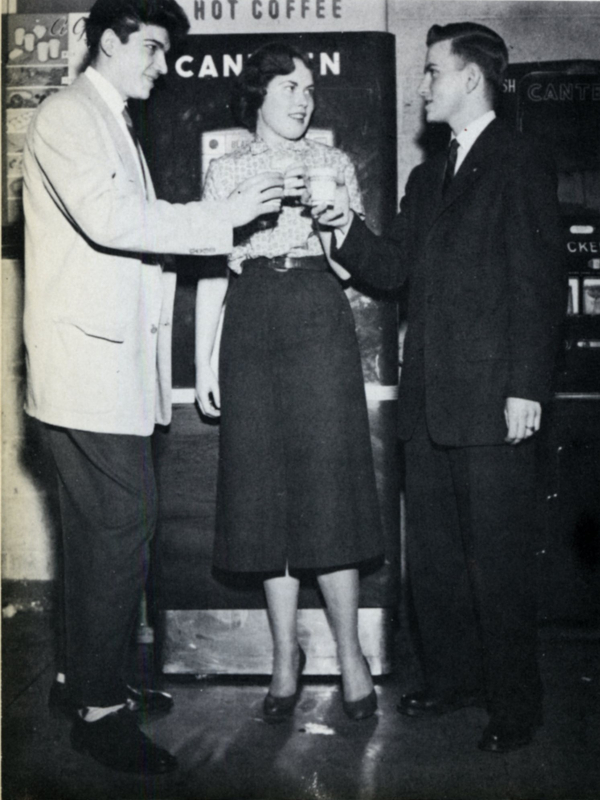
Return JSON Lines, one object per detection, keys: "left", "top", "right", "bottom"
{"left": 50, "top": 681, "right": 174, "bottom": 720}
{"left": 126, "top": 685, "right": 174, "bottom": 717}
{"left": 478, "top": 712, "right": 543, "bottom": 754}
{"left": 263, "top": 647, "right": 307, "bottom": 723}
{"left": 71, "top": 707, "right": 177, "bottom": 774}
{"left": 397, "top": 689, "right": 483, "bottom": 717}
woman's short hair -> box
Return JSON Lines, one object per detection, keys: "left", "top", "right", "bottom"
{"left": 85, "top": 0, "right": 189, "bottom": 64}
{"left": 426, "top": 22, "right": 508, "bottom": 104}
{"left": 232, "top": 42, "right": 313, "bottom": 132}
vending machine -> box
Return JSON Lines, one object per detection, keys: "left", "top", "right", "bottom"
{"left": 145, "top": 31, "right": 400, "bottom": 674}
{"left": 501, "top": 60, "right": 600, "bottom": 622}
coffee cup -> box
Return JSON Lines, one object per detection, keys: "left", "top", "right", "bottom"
{"left": 37, "top": 41, "right": 49, "bottom": 62}
{"left": 308, "top": 166, "right": 337, "bottom": 207}
{"left": 49, "top": 38, "right": 61, "bottom": 59}
{"left": 271, "top": 154, "right": 305, "bottom": 198}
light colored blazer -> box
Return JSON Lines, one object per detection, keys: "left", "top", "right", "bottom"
{"left": 23, "top": 73, "right": 233, "bottom": 436}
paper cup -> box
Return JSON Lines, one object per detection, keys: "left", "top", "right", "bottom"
{"left": 308, "top": 166, "right": 337, "bottom": 206}
{"left": 271, "top": 154, "right": 305, "bottom": 198}
{"left": 14, "top": 27, "right": 26, "bottom": 46}
{"left": 49, "top": 38, "right": 61, "bottom": 59}
{"left": 37, "top": 41, "right": 49, "bottom": 62}
{"left": 24, "top": 33, "right": 35, "bottom": 52}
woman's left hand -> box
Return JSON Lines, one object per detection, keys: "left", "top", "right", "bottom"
{"left": 195, "top": 363, "right": 221, "bottom": 418}
{"left": 283, "top": 164, "right": 309, "bottom": 201}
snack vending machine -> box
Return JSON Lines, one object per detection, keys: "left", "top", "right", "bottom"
{"left": 501, "top": 60, "right": 600, "bottom": 621}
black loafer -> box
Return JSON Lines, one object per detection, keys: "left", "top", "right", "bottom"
{"left": 397, "top": 689, "right": 483, "bottom": 717}
{"left": 263, "top": 647, "right": 307, "bottom": 723}
{"left": 478, "top": 712, "right": 543, "bottom": 754}
{"left": 71, "top": 707, "right": 177, "bottom": 774}
{"left": 50, "top": 681, "right": 174, "bottom": 720}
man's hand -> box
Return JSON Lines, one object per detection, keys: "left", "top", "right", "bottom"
{"left": 195, "top": 364, "right": 221, "bottom": 418}
{"left": 226, "top": 172, "right": 284, "bottom": 228}
{"left": 504, "top": 397, "right": 541, "bottom": 445}
{"left": 311, "top": 182, "right": 353, "bottom": 235}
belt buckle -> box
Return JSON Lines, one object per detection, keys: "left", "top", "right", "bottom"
{"left": 273, "top": 256, "right": 291, "bottom": 273}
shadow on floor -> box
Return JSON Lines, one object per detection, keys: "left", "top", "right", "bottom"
{"left": 2, "top": 602, "right": 599, "bottom": 800}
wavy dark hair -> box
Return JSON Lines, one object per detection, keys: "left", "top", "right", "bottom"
{"left": 426, "top": 22, "right": 508, "bottom": 105}
{"left": 231, "top": 42, "right": 314, "bottom": 132}
{"left": 85, "top": 0, "right": 189, "bottom": 64}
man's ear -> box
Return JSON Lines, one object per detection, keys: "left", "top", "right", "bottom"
{"left": 99, "top": 28, "right": 119, "bottom": 58}
{"left": 465, "top": 62, "right": 482, "bottom": 94}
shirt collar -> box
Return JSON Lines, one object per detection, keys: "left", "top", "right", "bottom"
{"left": 453, "top": 109, "right": 496, "bottom": 157}
{"left": 85, "top": 66, "right": 127, "bottom": 119}
{"left": 248, "top": 135, "right": 310, "bottom": 156}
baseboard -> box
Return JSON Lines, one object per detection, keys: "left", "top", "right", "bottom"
{"left": 160, "top": 607, "right": 396, "bottom": 676}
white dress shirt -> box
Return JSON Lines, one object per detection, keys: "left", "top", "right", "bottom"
{"left": 452, "top": 109, "right": 496, "bottom": 175}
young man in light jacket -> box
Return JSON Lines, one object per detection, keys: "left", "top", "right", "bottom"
{"left": 23, "top": 0, "right": 283, "bottom": 774}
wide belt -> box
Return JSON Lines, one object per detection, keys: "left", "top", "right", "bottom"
{"left": 243, "top": 255, "right": 328, "bottom": 272}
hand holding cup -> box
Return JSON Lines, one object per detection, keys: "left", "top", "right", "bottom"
{"left": 227, "top": 171, "right": 284, "bottom": 228}
{"left": 270, "top": 153, "right": 306, "bottom": 200}
{"left": 311, "top": 176, "right": 352, "bottom": 233}
{"left": 307, "top": 166, "right": 338, "bottom": 208}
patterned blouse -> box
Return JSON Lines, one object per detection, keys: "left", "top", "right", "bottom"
{"left": 202, "top": 135, "right": 364, "bottom": 272}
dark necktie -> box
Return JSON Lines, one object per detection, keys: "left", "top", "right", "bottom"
{"left": 122, "top": 106, "right": 147, "bottom": 193}
{"left": 442, "top": 138, "right": 460, "bottom": 196}
{"left": 122, "top": 106, "right": 138, "bottom": 145}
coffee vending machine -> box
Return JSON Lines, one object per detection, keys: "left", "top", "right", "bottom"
{"left": 145, "top": 31, "right": 400, "bottom": 674}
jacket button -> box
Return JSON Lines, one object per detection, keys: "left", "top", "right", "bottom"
{"left": 150, "top": 325, "right": 158, "bottom": 334}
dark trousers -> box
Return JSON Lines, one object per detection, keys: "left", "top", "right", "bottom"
{"left": 42, "top": 423, "right": 157, "bottom": 708}
{"left": 404, "top": 413, "right": 543, "bottom": 722}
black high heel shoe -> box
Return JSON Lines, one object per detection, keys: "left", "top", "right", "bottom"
{"left": 343, "top": 689, "right": 378, "bottom": 721}
{"left": 342, "top": 658, "right": 378, "bottom": 721}
{"left": 263, "top": 647, "right": 307, "bottom": 723}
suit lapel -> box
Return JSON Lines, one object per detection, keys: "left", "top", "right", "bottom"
{"left": 74, "top": 74, "right": 148, "bottom": 194}
{"left": 138, "top": 148, "right": 156, "bottom": 201}
{"left": 427, "top": 119, "right": 506, "bottom": 229}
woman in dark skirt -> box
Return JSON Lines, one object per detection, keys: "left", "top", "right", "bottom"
{"left": 195, "top": 42, "right": 383, "bottom": 722}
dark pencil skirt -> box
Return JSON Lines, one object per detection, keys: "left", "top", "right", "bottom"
{"left": 213, "top": 260, "right": 384, "bottom": 573}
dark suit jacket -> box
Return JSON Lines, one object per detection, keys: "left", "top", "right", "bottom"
{"left": 335, "top": 119, "right": 565, "bottom": 446}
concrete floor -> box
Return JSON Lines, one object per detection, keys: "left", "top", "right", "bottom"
{"left": 2, "top": 598, "right": 600, "bottom": 800}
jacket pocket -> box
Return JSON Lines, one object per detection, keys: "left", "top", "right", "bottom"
{"left": 49, "top": 320, "right": 123, "bottom": 412}
{"left": 53, "top": 315, "right": 126, "bottom": 343}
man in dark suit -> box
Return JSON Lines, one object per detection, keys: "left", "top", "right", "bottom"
{"left": 317, "top": 22, "right": 564, "bottom": 752}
